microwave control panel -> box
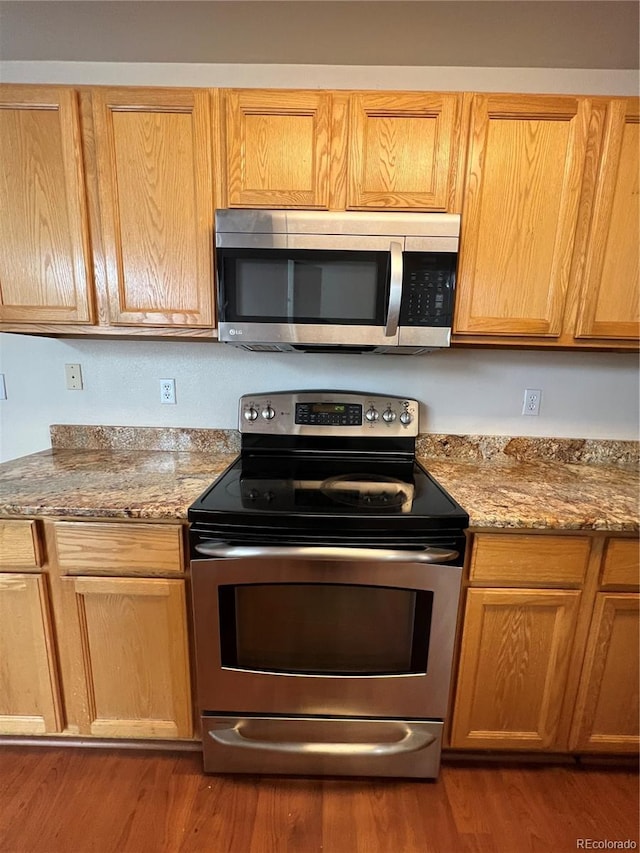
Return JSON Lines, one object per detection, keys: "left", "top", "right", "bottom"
{"left": 239, "top": 392, "right": 419, "bottom": 437}
{"left": 400, "top": 253, "right": 457, "bottom": 327}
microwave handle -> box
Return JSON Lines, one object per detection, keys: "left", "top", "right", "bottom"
{"left": 385, "top": 241, "right": 404, "bottom": 337}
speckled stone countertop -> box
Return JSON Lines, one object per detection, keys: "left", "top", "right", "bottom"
{"left": 0, "top": 426, "right": 637, "bottom": 531}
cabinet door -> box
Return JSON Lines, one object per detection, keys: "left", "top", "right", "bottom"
{"left": 570, "top": 593, "right": 639, "bottom": 753}
{"left": 92, "top": 88, "right": 214, "bottom": 327}
{"left": 574, "top": 99, "right": 639, "bottom": 341}
{"left": 0, "top": 85, "right": 93, "bottom": 324}
{"left": 224, "top": 89, "right": 331, "bottom": 208}
{"left": 348, "top": 92, "right": 462, "bottom": 210}
{"left": 451, "top": 588, "right": 580, "bottom": 750}
{"left": 0, "top": 574, "right": 62, "bottom": 734}
{"left": 62, "top": 576, "right": 192, "bottom": 739}
{"left": 454, "top": 95, "right": 590, "bottom": 337}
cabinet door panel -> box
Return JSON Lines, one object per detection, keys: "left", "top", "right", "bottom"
{"left": 224, "top": 90, "right": 331, "bottom": 208}
{"left": 451, "top": 588, "right": 580, "bottom": 750}
{"left": 64, "top": 576, "right": 192, "bottom": 738}
{"left": 575, "top": 99, "right": 639, "bottom": 340}
{"left": 0, "top": 574, "right": 62, "bottom": 734}
{"left": 93, "top": 88, "right": 214, "bottom": 327}
{"left": 0, "top": 85, "right": 93, "bottom": 323}
{"left": 570, "top": 593, "right": 639, "bottom": 752}
{"left": 348, "top": 92, "right": 461, "bottom": 210}
{"left": 455, "top": 95, "right": 589, "bottom": 337}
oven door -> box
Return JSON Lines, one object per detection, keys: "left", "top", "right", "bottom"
{"left": 216, "top": 237, "right": 404, "bottom": 348}
{"left": 191, "top": 544, "right": 462, "bottom": 721}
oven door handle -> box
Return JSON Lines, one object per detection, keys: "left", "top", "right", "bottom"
{"left": 209, "top": 722, "right": 436, "bottom": 757}
{"left": 194, "top": 541, "right": 459, "bottom": 563}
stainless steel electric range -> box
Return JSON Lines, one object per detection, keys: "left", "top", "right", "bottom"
{"left": 188, "top": 391, "right": 468, "bottom": 778}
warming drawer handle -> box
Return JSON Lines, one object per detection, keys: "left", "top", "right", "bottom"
{"left": 385, "top": 240, "right": 404, "bottom": 337}
{"left": 194, "top": 542, "right": 459, "bottom": 563}
{"left": 208, "top": 723, "right": 436, "bottom": 757}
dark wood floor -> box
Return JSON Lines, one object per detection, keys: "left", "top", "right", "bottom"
{"left": 0, "top": 747, "right": 637, "bottom": 853}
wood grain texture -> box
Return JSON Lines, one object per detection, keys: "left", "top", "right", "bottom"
{"left": 347, "top": 92, "right": 461, "bottom": 210}
{"left": 0, "top": 748, "right": 637, "bottom": 853}
{"left": 451, "top": 588, "right": 581, "bottom": 750}
{"left": 64, "top": 576, "right": 192, "bottom": 739}
{"left": 52, "top": 521, "right": 183, "bottom": 576}
{"left": 470, "top": 533, "right": 591, "bottom": 587}
{"left": 92, "top": 87, "right": 214, "bottom": 327}
{"left": 454, "top": 94, "right": 590, "bottom": 337}
{"left": 0, "top": 573, "right": 62, "bottom": 734}
{"left": 575, "top": 98, "right": 640, "bottom": 340}
{"left": 600, "top": 538, "right": 640, "bottom": 589}
{"left": 0, "top": 519, "right": 42, "bottom": 568}
{"left": 569, "top": 593, "right": 639, "bottom": 752}
{"left": 224, "top": 89, "right": 331, "bottom": 208}
{"left": 0, "top": 84, "right": 93, "bottom": 324}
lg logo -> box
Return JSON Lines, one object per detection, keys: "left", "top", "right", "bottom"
{"left": 229, "top": 329, "right": 243, "bottom": 336}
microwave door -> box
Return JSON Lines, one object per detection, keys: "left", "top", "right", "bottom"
{"left": 217, "top": 240, "right": 403, "bottom": 348}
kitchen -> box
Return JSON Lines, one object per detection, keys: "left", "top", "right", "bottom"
{"left": 0, "top": 1, "right": 638, "bottom": 851}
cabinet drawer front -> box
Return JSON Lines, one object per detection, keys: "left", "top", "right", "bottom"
{"left": 53, "top": 522, "right": 183, "bottom": 575}
{"left": 600, "top": 539, "right": 639, "bottom": 589}
{"left": 0, "top": 520, "right": 42, "bottom": 569}
{"left": 470, "top": 533, "right": 591, "bottom": 586}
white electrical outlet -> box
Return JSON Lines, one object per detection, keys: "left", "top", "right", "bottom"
{"left": 65, "top": 363, "right": 83, "bottom": 391}
{"left": 522, "top": 388, "right": 542, "bottom": 416}
{"left": 160, "top": 379, "right": 176, "bottom": 405}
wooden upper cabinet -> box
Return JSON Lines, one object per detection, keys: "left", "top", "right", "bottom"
{"left": 223, "top": 89, "right": 332, "bottom": 209}
{"left": 574, "top": 98, "right": 639, "bottom": 341}
{"left": 0, "top": 85, "right": 93, "bottom": 324}
{"left": 347, "top": 92, "right": 463, "bottom": 211}
{"left": 454, "top": 94, "right": 590, "bottom": 337}
{"left": 92, "top": 87, "right": 214, "bottom": 327}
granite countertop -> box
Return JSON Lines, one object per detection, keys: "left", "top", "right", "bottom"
{"left": 0, "top": 426, "right": 637, "bottom": 532}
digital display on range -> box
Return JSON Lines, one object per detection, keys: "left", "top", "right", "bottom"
{"left": 296, "top": 402, "right": 362, "bottom": 426}
{"left": 311, "top": 404, "right": 346, "bottom": 414}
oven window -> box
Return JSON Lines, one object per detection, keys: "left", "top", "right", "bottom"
{"left": 219, "top": 583, "right": 432, "bottom": 676}
{"left": 218, "top": 249, "right": 389, "bottom": 325}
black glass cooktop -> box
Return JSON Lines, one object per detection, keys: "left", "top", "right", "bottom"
{"left": 188, "top": 454, "right": 468, "bottom": 538}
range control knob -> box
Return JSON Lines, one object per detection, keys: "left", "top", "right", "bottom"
{"left": 365, "top": 407, "right": 379, "bottom": 422}
{"left": 382, "top": 408, "right": 397, "bottom": 423}
{"left": 261, "top": 406, "right": 275, "bottom": 420}
{"left": 399, "top": 410, "right": 413, "bottom": 425}
{"left": 243, "top": 407, "right": 259, "bottom": 422}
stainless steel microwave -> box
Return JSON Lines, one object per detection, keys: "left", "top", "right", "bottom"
{"left": 215, "top": 209, "right": 460, "bottom": 354}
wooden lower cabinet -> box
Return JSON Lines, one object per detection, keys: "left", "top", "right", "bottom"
{"left": 450, "top": 588, "right": 581, "bottom": 750}
{"left": 0, "top": 573, "right": 62, "bottom": 734}
{"left": 450, "top": 532, "right": 639, "bottom": 755}
{"left": 569, "top": 593, "right": 639, "bottom": 753}
{"left": 61, "top": 576, "right": 192, "bottom": 739}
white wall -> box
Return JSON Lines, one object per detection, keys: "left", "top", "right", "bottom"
{"left": 0, "top": 61, "right": 638, "bottom": 462}
{"left": 1, "top": 333, "right": 638, "bottom": 461}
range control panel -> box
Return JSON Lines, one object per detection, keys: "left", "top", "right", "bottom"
{"left": 239, "top": 391, "right": 419, "bottom": 437}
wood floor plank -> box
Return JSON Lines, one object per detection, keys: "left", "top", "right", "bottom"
{"left": 0, "top": 747, "right": 637, "bottom": 853}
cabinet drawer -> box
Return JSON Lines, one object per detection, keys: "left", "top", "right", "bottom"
{"left": 470, "top": 533, "right": 591, "bottom": 586}
{"left": 600, "top": 539, "right": 639, "bottom": 589}
{"left": 0, "top": 520, "right": 42, "bottom": 569}
{"left": 53, "top": 522, "right": 184, "bottom": 576}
